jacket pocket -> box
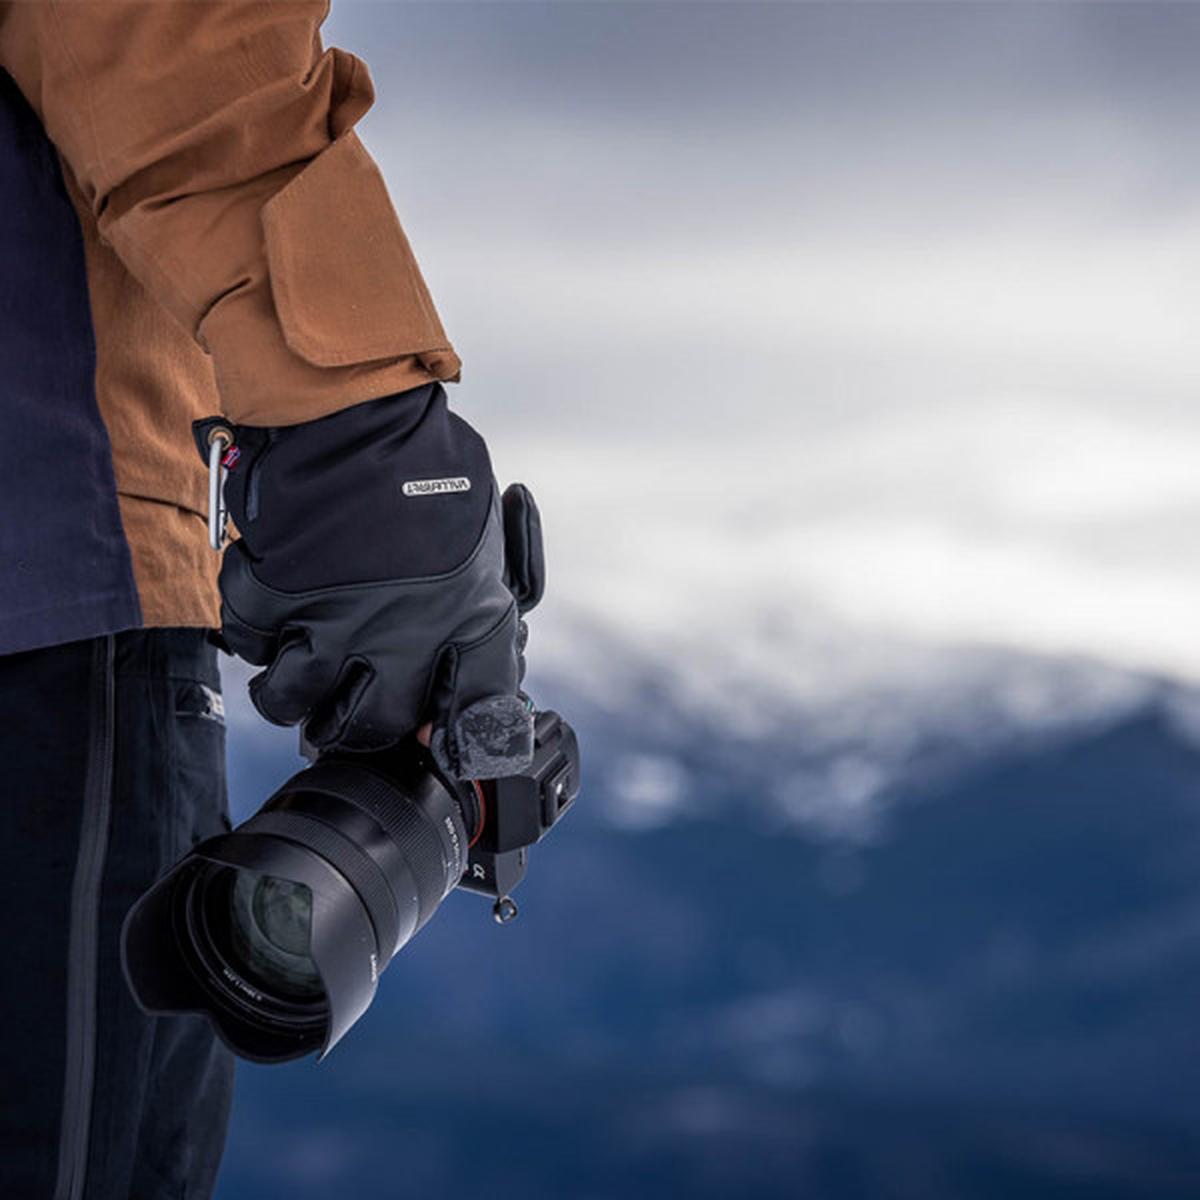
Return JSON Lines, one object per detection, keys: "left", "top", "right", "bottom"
{"left": 261, "top": 131, "right": 454, "bottom": 368}
{"left": 171, "top": 679, "right": 232, "bottom": 853}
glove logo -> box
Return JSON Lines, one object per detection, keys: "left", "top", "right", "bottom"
{"left": 401, "top": 477, "right": 472, "bottom": 497}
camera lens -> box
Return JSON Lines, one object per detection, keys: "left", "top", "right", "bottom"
{"left": 125, "top": 750, "right": 474, "bottom": 1061}
{"left": 229, "top": 872, "right": 322, "bottom": 1000}
{"left": 121, "top": 713, "right": 580, "bottom": 1063}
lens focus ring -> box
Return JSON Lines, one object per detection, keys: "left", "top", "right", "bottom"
{"left": 270, "top": 758, "right": 466, "bottom": 951}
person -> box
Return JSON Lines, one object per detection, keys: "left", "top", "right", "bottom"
{"left": 0, "top": 3, "right": 537, "bottom": 1196}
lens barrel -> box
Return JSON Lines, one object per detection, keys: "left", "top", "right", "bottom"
{"left": 122, "top": 749, "right": 471, "bottom": 1062}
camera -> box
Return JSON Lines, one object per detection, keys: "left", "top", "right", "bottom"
{"left": 121, "top": 709, "right": 580, "bottom": 1063}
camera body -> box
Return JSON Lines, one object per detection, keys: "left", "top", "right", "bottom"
{"left": 455, "top": 709, "right": 580, "bottom": 909}
{"left": 121, "top": 710, "right": 580, "bottom": 1063}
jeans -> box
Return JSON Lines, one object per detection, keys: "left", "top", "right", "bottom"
{"left": 0, "top": 628, "right": 235, "bottom": 1199}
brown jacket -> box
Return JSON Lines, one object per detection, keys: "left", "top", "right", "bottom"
{"left": 0, "top": 0, "right": 461, "bottom": 628}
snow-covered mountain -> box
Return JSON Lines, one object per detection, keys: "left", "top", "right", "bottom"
{"left": 214, "top": 626, "right": 1200, "bottom": 1200}
{"left": 528, "top": 609, "right": 1191, "bottom": 839}
{"left": 222, "top": 608, "right": 1181, "bottom": 840}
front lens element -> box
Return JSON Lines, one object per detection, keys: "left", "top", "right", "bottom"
{"left": 173, "top": 864, "right": 329, "bottom": 1053}
{"left": 228, "top": 872, "right": 323, "bottom": 1000}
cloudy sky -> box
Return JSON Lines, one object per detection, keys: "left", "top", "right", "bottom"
{"left": 323, "top": 2, "right": 1200, "bottom": 687}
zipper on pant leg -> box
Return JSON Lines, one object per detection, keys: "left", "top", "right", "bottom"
{"left": 53, "top": 635, "right": 115, "bottom": 1200}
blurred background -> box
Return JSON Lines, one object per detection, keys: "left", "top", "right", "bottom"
{"left": 215, "top": 4, "right": 1200, "bottom": 1197}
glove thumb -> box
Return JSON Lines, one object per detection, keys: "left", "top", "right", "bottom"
{"left": 501, "top": 483, "right": 545, "bottom": 614}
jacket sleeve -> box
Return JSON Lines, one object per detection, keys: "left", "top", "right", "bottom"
{"left": 0, "top": 0, "right": 461, "bottom": 426}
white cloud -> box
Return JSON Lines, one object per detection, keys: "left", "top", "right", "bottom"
{"left": 608, "top": 754, "right": 691, "bottom": 831}
{"left": 500, "top": 391, "right": 1200, "bottom": 685}
{"left": 326, "top": 2, "right": 1200, "bottom": 691}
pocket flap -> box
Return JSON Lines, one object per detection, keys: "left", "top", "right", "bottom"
{"left": 262, "top": 132, "right": 453, "bottom": 368}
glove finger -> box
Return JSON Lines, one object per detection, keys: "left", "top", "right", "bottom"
{"left": 217, "top": 540, "right": 280, "bottom": 665}
{"left": 516, "top": 618, "right": 529, "bottom": 686}
{"left": 303, "top": 658, "right": 424, "bottom": 753}
{"left": 249, "top": 629, "right": 337, "bottom": 728}
{"left": 501, "top": 483, "right": 545, "bottom": 614}
{"left": 429, "top": 606, "right": 533, "bottom": 779}
{"left": 220, "top": 606, "right": 275, "bottom": 667}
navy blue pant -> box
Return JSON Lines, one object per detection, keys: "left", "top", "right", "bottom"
{"left": 0, "top": 629, "right": 235, "bottom": 1198}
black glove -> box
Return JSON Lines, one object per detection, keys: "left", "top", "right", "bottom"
{"left": 193, "top": 383, "right": 546, "bottom": 777}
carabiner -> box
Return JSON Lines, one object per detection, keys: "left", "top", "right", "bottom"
{"left": 207, "top": 426, "right": 234, "bottom": 551}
